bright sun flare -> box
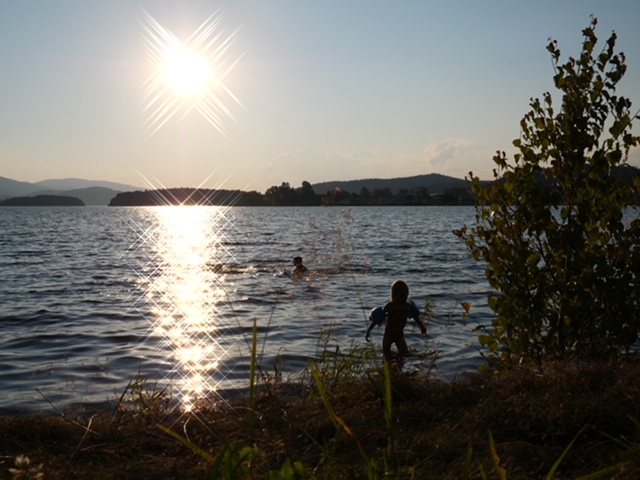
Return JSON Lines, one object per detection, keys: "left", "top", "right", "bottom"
{"left": 141, "top": 9, "right": 243, "bottom": 136}
{"left": 163, "top": 46, "right": 212, "bottom": 96}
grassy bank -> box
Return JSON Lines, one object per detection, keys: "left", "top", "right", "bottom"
{"left": 2, "top": 360, "right": 640, "bottom": 479}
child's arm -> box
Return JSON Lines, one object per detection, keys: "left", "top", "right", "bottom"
{"left": 409, "top": 300, "right": 427, "bottom": 336}
{"left": 413, "top": 317, "right": 427, "bottom": 336}
{"left": 365, "top": 322, "right": 375, "bottom": 342}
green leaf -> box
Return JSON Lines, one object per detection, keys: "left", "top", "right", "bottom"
{"left": 526, "top": 253, "right": 541, "bottom": 267}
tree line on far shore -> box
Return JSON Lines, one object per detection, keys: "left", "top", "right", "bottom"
{"left": 0, "top": 194, "right": 85, "bottom": 206}
{"left": 3, "top": 165, "right": 637, "bottom": 207}
{"left": 107, "top": 164, "right": 639, "bottom": 207}
{"left": 107, "top": 181, "right": 476, "bottom": 207}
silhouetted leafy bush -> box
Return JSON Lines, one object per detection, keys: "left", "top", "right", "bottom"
{"left": 456, "top": 17, "right": 640, "bottom": 370}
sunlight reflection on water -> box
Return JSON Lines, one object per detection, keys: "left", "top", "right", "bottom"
{"left": 141, "top": 206, "right": 233, "bottom": 411}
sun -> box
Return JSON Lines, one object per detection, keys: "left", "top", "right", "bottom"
{"left": 163, "top": 46, "right": 212, "bottom": 96}
{"left": 141, "top": 9, "right": 244, "bottom": 136}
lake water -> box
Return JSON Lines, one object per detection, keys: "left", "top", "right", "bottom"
{"left": 0, "top": 205, "right": 493, "bottom": 413}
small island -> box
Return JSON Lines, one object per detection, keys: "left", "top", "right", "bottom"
{"left": 0, "top": 194, "right": 85, "bottom": 206}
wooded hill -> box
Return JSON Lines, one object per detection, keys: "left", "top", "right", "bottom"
{"left": 311, "top": 173, "right": 470, "bottom": 195}
{"left": 0, "top": 195, "right": 85, "bottom": 206}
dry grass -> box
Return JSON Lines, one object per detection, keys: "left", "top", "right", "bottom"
{"left": 2, "top": 361, "right": 640, "bottom": 479}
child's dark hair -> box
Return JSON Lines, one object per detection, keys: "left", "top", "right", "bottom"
{"left": 390, "top": 280, "right": 409, "bottom": 303}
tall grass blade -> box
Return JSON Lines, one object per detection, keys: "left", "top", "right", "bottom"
{"left": 383, "top": 359, "right": 396, "bottom": 476}
{"left": 383, "top": 360, "right": 392, "bottom": 429}
{"left": 159, "top": 425, "right": 257, "bottom": 478}
{"left": 311, "top": 367, "right": 378, "bottom": 479}
{"left": 488, "top": 430, "right": 506, "bottom": 480}
{"left": 544, "top": 430, "right": 580, "bottom": 480}
{"left": 577, "top": 465, "right": 625, "bottom": 480}
{"left": 250, "top": 318, "right": 257, "bottom": 408}
{"left": 311, "top": 368, "right": 340, "bottom": 432}
{"left": 462, "top": 446, "right": 473, "bottom": 480}
{"left": 157, "top": 423, "right": 215, "bottom": 463}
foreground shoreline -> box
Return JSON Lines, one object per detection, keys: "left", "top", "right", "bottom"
{"left": 2, "top": 361, "right": 640, "bottom": 479}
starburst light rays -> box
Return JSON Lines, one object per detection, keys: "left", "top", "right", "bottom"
{"left": 141, "top": 9, "right": 244, "bottom": 137}
{"left": 123, "top": 198, "right": 246, "bottom": 412}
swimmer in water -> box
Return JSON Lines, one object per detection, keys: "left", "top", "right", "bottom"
{"left": 292, "top": 256, "right": 308, "bottom": 275}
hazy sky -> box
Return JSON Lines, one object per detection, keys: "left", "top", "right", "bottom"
{"left": 1, "top": 1, "right": 639, "bottom": 192}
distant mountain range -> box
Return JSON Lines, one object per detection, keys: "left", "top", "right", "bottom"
{"left": 2, "top": 166, "right": 638, "bottom": 207}
{"left": 0, "top": 174, "right": 470, "bottom": 206}
{"left": 311, "top": 173, "right": 469, "bottom": 195}
{"left": 0, "top": 177, "right": 143, "bottom": 206}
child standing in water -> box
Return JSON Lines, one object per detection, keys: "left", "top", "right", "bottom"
{"left": 365, "top": 280, "right": 427, "bottom": 361}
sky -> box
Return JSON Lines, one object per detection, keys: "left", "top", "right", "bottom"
{"left": 1, "top": 1, "right": 639, "bottom": 193}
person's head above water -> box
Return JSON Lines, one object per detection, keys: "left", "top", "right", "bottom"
{"left": 390, "top": 280, "right": 409, "bottom": 303}
{"left": 292, "top": 256, "right": 308, "bottom": 273}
